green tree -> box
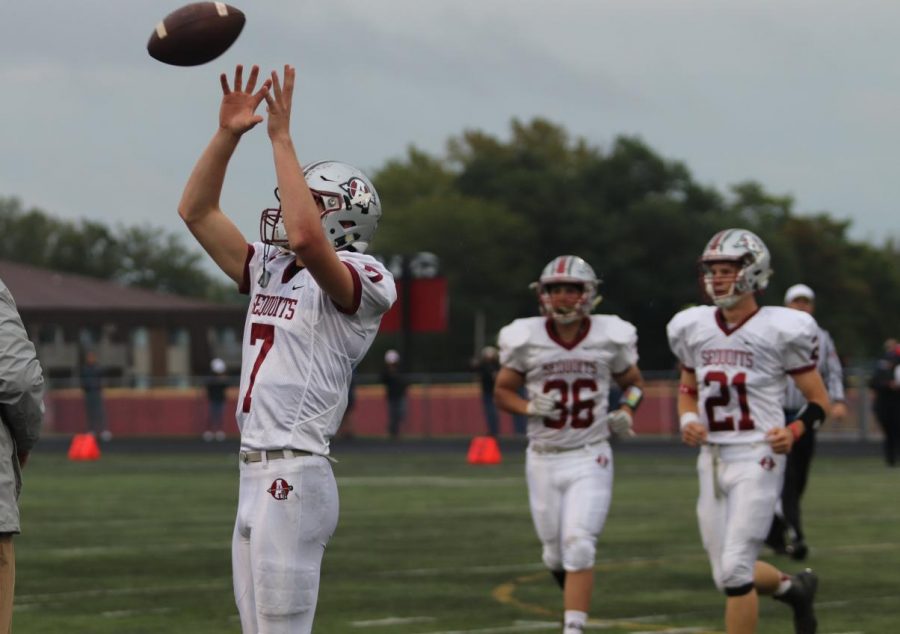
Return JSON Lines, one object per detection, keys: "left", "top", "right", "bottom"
{"left": 0, "top": 196, "right": 235, "bottom": 302}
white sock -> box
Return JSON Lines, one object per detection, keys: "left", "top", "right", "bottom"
{"left": 563, "top": 609, "right": 587, "bottom": 633}
{"left": 775, "top": 576, "right": 793, "bottom": 596}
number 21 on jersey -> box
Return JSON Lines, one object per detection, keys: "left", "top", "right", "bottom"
{"left": 703, "top": 371, "right": 755, "bottom": 432}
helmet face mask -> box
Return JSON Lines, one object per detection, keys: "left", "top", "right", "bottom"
{"left": 700, "top": 229, "right": 772, "bottom": 308}
{"left": 260, "top": 161, "right": 381, "bottom": 253}
{"left": 533, "top": 256, "right": 601, "bottom": 324}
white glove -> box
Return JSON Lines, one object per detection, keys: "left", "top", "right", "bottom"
{"left": 526, "top": 393, "right": 559, "bottom": 418}
{"left": 606, "top": 409, "right": 635, "bottom": 437}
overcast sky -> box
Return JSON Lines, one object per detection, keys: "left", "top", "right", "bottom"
{"left": 2, "top": 0, "right": 898, "bottom": 251}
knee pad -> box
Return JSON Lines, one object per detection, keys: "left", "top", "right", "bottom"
{"left": 541, "top": 543, "right": 562, "bottom": 572}
{"left": 562, "top": 534, "right": 596, "bottom": 571}
{"left": 257, "top": 562, "right": 318, "bottom": 617}
{"left": 725, "top": 582, "right": 755, "bottom": 597}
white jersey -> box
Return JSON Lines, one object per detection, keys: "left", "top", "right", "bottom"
{"left": 498, "top": 315, "right": 638, "bottom": 450}
{"left": 237, "top": 243, "right": 395, "bottom": 455}
{"left": 667, "top": 305, "right": 819, "bottom": 444}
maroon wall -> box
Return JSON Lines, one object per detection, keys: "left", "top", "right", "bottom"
{"left": 44, "top": 382, "right": 682, "bottom": 438}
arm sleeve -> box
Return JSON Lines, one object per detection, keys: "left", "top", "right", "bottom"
{"left": 610, "top": 319, "right": 639, "bottom": 375}
{"left": 238, "top": 243, "right": 258, "bottom": 295}
{"left": 337, "top": 256, "right": 396, "bottom": 317}
{"left": 666, "top": 310, "right": 694, "bottom": 371}
{"left": 0, "top": 285, "right": 44, "bottom": 453}
{"left": 498, "top": 321, "right": 529, "bottom": 374}
{"left": 783, "top": 313, "right": 819, "bottom": 374}
{"left": 821, "top": 329, "right": 846, "bottom": 402}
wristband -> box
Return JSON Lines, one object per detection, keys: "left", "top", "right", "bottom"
{"left": 679, "top": 412, "right": 700, "bottom": 430}
{"left": 788, "top": 421, "right": 803, "bottom": 441}
{"left": 622, "top": 385, "right": 644, "bottom": 410}
{"left": 679, "top": 384, "right": 698, "bottom": 396}
{"left": 796, "top": 402, "right": 826, "bottom": 431}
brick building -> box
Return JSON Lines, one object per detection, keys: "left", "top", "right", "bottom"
{"left": 0, "top": 260, "right": 245, "bottom": 387}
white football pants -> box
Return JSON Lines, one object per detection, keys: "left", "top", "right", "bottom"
{"left": 526, "top": 442, "right": 613, "bottom": 572}
{"left": 233, "top": 454, "right": 339, "bottom": 634}
{"left": 696, "top": 443, "right": 785, "bottom": 591}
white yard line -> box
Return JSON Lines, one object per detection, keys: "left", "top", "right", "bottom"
{"left": 14, "top": 580, "right": 230, "bottom": 607}
{"left": 377, "top": 562, "right": 545, "bottom": 577}
{"left": 417, "top": 621, "right": 559, "bottom": 633}
{"left": 631, "top": 629, "right": 711, "bottom": 634}
{"left": 351, "top": 616, "right": 436, "bottom": 627}
{"left": 101, "top": 607, "right": 173, "bottom": 619}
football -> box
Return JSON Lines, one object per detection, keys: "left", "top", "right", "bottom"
{"left": 147, "top": 2, "right": 245, "bottom": 67}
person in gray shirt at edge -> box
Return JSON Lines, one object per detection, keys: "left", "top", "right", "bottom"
{"left": 0, "top": 274, "right": 44, "bottom": 633}
{"left": 766, "top": 283, "right": 846, "bottom": 561}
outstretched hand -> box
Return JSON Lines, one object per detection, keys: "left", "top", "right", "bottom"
{"left": 264, "top": 64, "right": 295, "bottom": 142}
{"left": 218, "top": 64, "right": 271, "bottom": 137}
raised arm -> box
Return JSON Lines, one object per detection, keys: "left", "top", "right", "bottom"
{"left": 263, "top": 65, "right": 356, "bottom": 308}
{"left": 178, "top": 64, "right": 271, "bottom": 284}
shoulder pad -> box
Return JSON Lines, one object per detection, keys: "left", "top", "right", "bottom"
{"left": 498, "top": 318, "right": 540, "bottom": 350}
{"left": 766, "top": 306, "right": 818, "bottom": 343}
{"left": 591, "top": 314, "right": 637, "bottom": 345}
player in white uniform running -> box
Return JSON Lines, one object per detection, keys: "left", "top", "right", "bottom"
{"left": 666, "top": 229, "right": 829, "bottom": 634}
{"left": 495, "top": 256, "right": 645, "bottom": 634}
{"left": 178, "top": 64, "right": 395, "bottom": 633}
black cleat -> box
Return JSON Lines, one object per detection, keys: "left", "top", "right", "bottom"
{"left": 775, "top": 569, "right": 818, "bottom": 634}
{"left": 786, "top": 539, "right": 809, "bottom": 561}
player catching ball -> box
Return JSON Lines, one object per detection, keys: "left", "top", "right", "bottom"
{"left": 666, "top": 228, "right": 827, "bottom": 634}
{"left": 178, "top": 64, "right": 395, "bottom": 633}
{"left": 494, "top": 255, "right": 645, "bottom": 634}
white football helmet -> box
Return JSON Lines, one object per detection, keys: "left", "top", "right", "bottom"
{"left": 700, "top": 228, "right": 772, "bottom": 308}
{"left": 532, "top": 255, "right": 601, "bottom": 324}
{"left": 260, "top": 161, "right": 382, "bottom": 253}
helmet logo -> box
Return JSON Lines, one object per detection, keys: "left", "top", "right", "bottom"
{"left": 734, "top": 232, "right": 763, "bottom": 256}
{"left": 267, "top": 478, "right": 294, "bottom": 500}
{"left": 341, "top": 178, "right": 374, "bottom": 211}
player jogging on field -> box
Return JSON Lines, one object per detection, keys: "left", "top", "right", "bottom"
{"left": 666, "top": 228, "right": 827, "bottom": 634}
{"left": 178, "top": 64, "right": 395, "bottom": 633}
{"left": 494, "top": 255, "right": 644, "bottom": 634}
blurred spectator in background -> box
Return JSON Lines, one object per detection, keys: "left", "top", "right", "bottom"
{"left": 204, "top": 358, "right": 229, "bottom": 442}
{"left": 381, "top": 349, "right": 408, "bottom": 440}
{"left": 767, "top": 283, "right": 847, "bottom": 560}
{"left": 0, "top": 275, "right": 44, "bottom": 633}
{"left": 80, "top": 351, "right": 110, "bottom": 441}
{"left": 869, "top": 338, "right": 900, "bottom": 467}
{"left": 471, "top": 346, "right": 500, "bottom": 437}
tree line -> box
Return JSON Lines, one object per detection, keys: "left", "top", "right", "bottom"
{"left": 3, "top": 118, "right": 898, "bottom": 371}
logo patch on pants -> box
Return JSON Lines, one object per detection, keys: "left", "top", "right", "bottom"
{"left": 759, "top": 456, "right": 775, "bottom": 471}
{"left": 267, "top": 478, "right": 294, "bottom": 500}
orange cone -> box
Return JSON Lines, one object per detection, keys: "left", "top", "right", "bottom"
{"left": 68, "top": 434, "right": 101, "bottom": 461}
{"left": 67, "top": 434, "right": 86, "bottom": 460}
{"left": 467, "top": 436, "right": 501, "bottom": 465}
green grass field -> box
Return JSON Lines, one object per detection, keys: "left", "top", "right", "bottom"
{"left": 12, "top": 442, "right": 900, "bottom": 633}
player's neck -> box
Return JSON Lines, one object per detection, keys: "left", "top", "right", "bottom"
{"left": 719, "top": 294, "right": 758, "bottom": 325}
{"left": 550, "top": 317, "right": 587, "bottom": 343}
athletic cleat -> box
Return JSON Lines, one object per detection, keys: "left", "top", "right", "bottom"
{"left": 775, "top": 568, "right": 818, "bottom": 634}
{"left": 786, "top": 539, "right": 809, "bottom": 561}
